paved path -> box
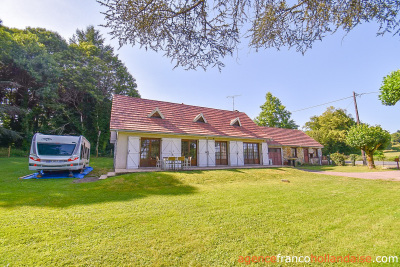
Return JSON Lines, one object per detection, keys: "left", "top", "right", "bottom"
{"left": 302, "top": 169, "right": 400, "bottom": 181}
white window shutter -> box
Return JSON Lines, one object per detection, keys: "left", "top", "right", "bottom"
{"left": 127, "top": 136, "right": 140, "bottom": 169}
{"left": 229, "top": 141, "right": 238, "bottom": 166}
{"left": 207, "top": 140, "right": 215, "bottom": 166}
{"left": 162, "top": 138, "right": 181, "bottom": 158}
{"left": 261, "top": 142, "right": 269, "bottom": 166}
{"left": 198, "top": 139, "right": 208, "bottom": 167}
{"left": 237, "top": 141, "right": 244, "bottom": 166}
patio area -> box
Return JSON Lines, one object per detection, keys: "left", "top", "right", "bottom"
{"left": 115, "top": 164, "right": 284, "bottom": 174}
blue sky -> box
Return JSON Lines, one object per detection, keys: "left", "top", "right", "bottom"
{"left": 1, "top": 0, "right": 399, "bottom": 133}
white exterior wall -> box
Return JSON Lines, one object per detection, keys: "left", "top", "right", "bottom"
{"left": 161, "top": 138, "right": 181, "bottom": 158}
{"left": 261, "top": 142, "right": 270, "bottom": 165}
{"left": 229, "top": 141, "right": 244, "bottom": 166}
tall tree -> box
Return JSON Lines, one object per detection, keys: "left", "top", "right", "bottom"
{"left": 304, "top": 106, "right": 356, "bottom": 155}
{"left": 0, "top": 24, "right": 140, "bottom": 153}
{"left": 392, "top": 130, "right": 400, "bottom": 145}
{"left": 379, "top": 69, "right": 400, "bottom": 106}
{"left": 99, "top": 0, "right": 400, "bottom": 70}
{"left": 254, "top": 92, "right": 298, "bottom": 129}
{"left": 346, "top": 124, "right": 391, "bottom": 169}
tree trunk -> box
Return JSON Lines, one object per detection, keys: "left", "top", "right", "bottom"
{"left": 96, "top": 130, "right": 101, "bottom": 158}
{"left": 366, "top": 152, "right": 375, "bottom": 169}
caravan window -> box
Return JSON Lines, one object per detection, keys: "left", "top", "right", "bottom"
{"left": 38, "top": 143, "right": 76, "bottom": 156}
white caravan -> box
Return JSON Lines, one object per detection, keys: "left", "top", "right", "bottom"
{"left": 29, "top": 133, "right": 90, "bottom": 173}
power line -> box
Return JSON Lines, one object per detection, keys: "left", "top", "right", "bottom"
{"left": 292, "top": 96, "right": 353, "bottom": 112}
{"left": 292, "top": 91, "right": 378, "bottom": 113}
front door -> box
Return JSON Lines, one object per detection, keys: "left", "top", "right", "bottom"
{"left": 181, "top": 140, "right": 197, "bottom": 166}
{"left": 303, "top": 148, "right": 309, "bottom": 163}
{"left": 140, "top": 138, "right": 160, "bottom": 167}
{"left": 215, "top": 141, "right": 228, "bottom": 165}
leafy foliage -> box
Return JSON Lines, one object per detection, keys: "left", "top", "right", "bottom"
{"left": 330, "top": 152, "right": 346, "bottom": 166}
{"left": 374, "top": 150, "right": 386, "bottom": 162}
{"left": 392, "top": 130, "right": 400, "bottom": 145}
{"left": 254, "top": 92, "right": 298, "bottom": 129}
{"left": 346, "top": 124, "right": 391, "bottom": 169}
{"left": 349, "top": 154, "right": 358, "bottom": 166}
{"left": 304, "top": 106, "right": 357, "bottom": 155}
{"left": 0, "top": 25, "right": 139, "bottom": 153}
{"left": 379, "top": 70, "right": 400, "bottom": 106}
{"left": 99, "top": 0, "right": 400, "bottom": 70}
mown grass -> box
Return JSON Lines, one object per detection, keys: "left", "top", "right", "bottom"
{"left": 1, "top": 157, "right": 400, "bottom": 266}
{"left": 298, "top": 165, "right": 396, "bottom": 172}
{"left": 384, "top": 144, "right": 400, "bottom": 161}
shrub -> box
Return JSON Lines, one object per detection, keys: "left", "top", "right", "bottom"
{"left": 0, "top": 147, "right": 29, "bottom": 157}
{"left": 330, "top": 152, "right": 346, "bottom": 166}
{"left": 349, "top": 154, "right": 358, "bottom": 166}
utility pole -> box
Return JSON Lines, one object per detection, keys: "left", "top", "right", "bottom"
{"left": 226, "top": 95, "right": 241, "bottom": 111}
{"left": 353, "top": 91, "right": 367, "bottom": 165}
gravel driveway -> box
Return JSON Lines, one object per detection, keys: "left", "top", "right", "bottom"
{"left": 302, "top": 169, "right": 400, "bottom": 181}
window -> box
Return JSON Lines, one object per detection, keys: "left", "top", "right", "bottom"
{"left": 140, "top": 138, "right": 160, "bottom": 167}
{"left": 193, "top": 113, "right": 207, "bottom": 123}
{"left": 243, "top": 143, "right": 260, "bottom": 164}
{"left": 148, "top": 108, "right": 165, "bottom": 119}
{"left": 215, "top": 141, "right": 228, "bottom": 165}
{"left": 309, "top": 148, "right": 315, "bottom": 158}
{"left": 291, "top": 147, "right": 297, "bottom": 158}
{"left": 37, "top": 143, "right": 76, "bottom": 156}
{"left": 182, "top": 140, "right": 197, "bottom": 166}
{"left": 230, "top": 117, "right": 241, "bottom": 126}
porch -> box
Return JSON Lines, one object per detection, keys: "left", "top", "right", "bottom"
{"left": 115, "top": 164, "right": 284, "bottom": 174}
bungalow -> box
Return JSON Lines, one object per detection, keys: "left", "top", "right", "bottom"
{"left": 110, "top": 95, "right": 323, "bottom": 170}
{"left": 262, "top": 127, "right": 324, "bottom": 166}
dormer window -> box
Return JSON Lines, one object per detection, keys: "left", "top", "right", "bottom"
{"left": 230, "top": 117, "right": 241, "bottom": 127}
{"left": 193, "top": 113, "right": 207, "bottom": 123}
{"left": 148, "top": 107, "right": 164, "bottom": 119}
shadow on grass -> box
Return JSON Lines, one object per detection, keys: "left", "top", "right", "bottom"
{"left": 1, "top": 172, "right": 196, "bottom": 208}
{"left": 297, "top": 166, "right": 339, "bottom": 172}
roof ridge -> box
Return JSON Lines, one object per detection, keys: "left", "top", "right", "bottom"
{"left": 113, "top": 94, "right": 247, "bottom": 115}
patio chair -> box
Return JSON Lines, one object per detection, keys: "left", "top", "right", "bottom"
{"left": 168, "top": 157, "right": 177, "bottom": 170}
{"left": 184, "top": 156, "right": 192, "bottom": 169}
{"left": 156, "top": 156, "right": 161, "bottom": 168}
{"left": 177, "top": 156, "right": 185, "bottom": 170}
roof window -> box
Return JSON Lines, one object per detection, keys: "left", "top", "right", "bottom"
{"left": 193, "top": 113, "right": 207, "bottom": 123}
{"left": 148, "top": 108, "right": 165, "bottom": 119}
{"left": 230, "top": 117, "right": 241, "bottom": 127}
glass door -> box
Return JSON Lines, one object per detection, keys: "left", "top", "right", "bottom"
{"left": 215, "top": 141, "right": 228, "bottom": 165}
{"left": 181, "top": 140, "right": 197, "bottom": 166}
{"left": 243, "top": 143, "right": 260, "bottom": 164}
{"left": 140, "top": 138, "right": 160, "bottom": 167}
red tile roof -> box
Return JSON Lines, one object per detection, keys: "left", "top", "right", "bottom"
{"left": 261, "top": 127, "right": 324, "bottom": 148}
{"left": 110, "top": 95, "right": 269, "bottom": 140}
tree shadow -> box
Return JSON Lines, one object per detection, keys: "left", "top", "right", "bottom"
{"left": 1, "top": 172, "right": 196, "bottom": 208}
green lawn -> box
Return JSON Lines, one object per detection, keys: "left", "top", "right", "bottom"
{"left": 298, "top": 165, "right": 396, "bottom": 172}
{"left": 384, "top": 144, "right": 400, "bottom": 161}
{"left": 1, "top": 157, "right": 400, "bottom": 266}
